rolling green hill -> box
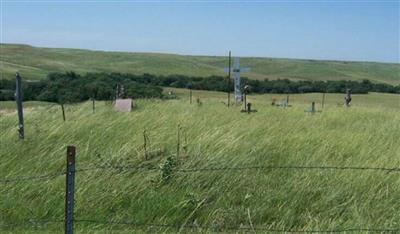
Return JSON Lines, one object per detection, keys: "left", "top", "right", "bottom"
{"left": 1, "top": 43, "right": 399, "bottom": 84}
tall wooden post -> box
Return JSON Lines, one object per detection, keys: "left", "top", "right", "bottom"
{"left": 322, "top": 93, "right": 326, "bottom": 109}
{"left": 92, "top": 98, "right": 95, "bottom": 113}
{"left": 61, "top": 104, "right": 66, "bottom": 122}
{"left": 189, "top": 89, "right": 192, "bottom": 104}
{"left": 176, "top": 125, "right": 181, "bottom": 161}
{"left": 227, "top": 51, "right": 231, "bottom": 107}
{"left": 286, "top": 95, "right": 289, "bottom": 105}
{"left": 15, "top": 72, "right": 24, "bottom": 139}
{"left": 65, "top": 146, "right": 76, "bottom": 234}
{"left": 311, "top": 102, "right": 315, "bottom": 113}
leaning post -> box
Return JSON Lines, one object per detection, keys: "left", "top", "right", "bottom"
{"left": 15, "top": 72, "right": 24, "bottom": 139}
{"left": 61, "top": 103, "right": 66, "bottom": 122}
{"left": 65, "top": 146, "right": 76, "bottom": 234}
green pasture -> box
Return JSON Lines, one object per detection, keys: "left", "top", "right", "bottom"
{"left": 1, "top": 91, "right": 399, "bottom": 233}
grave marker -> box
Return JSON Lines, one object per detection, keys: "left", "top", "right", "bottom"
{"left": 345, "top": 89, "right": 352, "bottom": 107}
{"left": 243, "top": 85, "right": 251, "bottom": 110}
{"left": 114, "top": 98, "right": 133, "bottom": 112}
{"left": 271, "top": 98, "right": 276, "bottom": 106}
{"left": 305, "top": 101, "right": 321, "bottom": 114}
{"left": 225, "top": 57, "right": 250, "bottom": 103}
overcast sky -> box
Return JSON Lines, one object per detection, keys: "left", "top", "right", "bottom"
{"left": 1, "top": 1, "right": 399, "bottom": 63}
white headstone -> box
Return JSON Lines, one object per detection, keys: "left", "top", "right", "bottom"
{"left": 115, "top": 98, "right": 133, "bottom": 112}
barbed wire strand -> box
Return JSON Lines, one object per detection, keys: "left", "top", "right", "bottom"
{"left": 1, "top": 164, "right": 399, "bottom": 184}
{"left": 0, "top": 172, "right": 65, "bottom": 183}
{"left": 0, "top": 219, "right": 63, "bottom": 228}
{"left": 76, "top": 164, "right": 400, "bottom": 174}
{"left": 73, "top": 219, "right": 400, "bottom": 233}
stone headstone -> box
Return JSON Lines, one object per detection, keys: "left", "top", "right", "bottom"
{"left": 115, "top": 98, "right": 133, "bottom": 112}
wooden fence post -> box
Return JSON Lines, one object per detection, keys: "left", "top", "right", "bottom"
{"left": 65, "top": 146, "right": 76, "bottom": 234}
{"left": 177, "top": 125, "right": 181, "bottom": 161}
{"left": 15, "top": 72, "right": 24, "bottom": 139}
{"left": 143, "top": 130, "right": 148, "bottom": 160}
{"left": 61, "top": 104, "right": 66, "bottom": 122}
{"left": 311, "top": 102, "right": 315, "bottom": 113}
{"left": 227, "top": 51, "right": 231, "bottom": 107}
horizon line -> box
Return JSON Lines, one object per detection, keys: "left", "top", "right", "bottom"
{"left": 1, "top": 42, "right": 399, "bottom": 65}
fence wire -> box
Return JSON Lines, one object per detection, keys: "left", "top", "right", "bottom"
{"left": 2, "top": 164, "right": 399, "bottom": 184}
{"left": 0, "top": 219, "right": 63, "bottom": 228}
{"left": 73, "top": 219, "right": 400, "bottom": 233}
{"left": 2, "top": 218, "right": 399, "bottom": 233}
{"left": 0, "top": 172, "right": 65, "bottom": 183}
{"left": 75, "top": 164, "right": 400, "bottom": 174}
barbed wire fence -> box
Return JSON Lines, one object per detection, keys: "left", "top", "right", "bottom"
{"left": 1, "top": 146, "right": 400, "bottom": 233}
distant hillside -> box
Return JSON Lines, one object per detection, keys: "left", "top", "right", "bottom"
{"left": 1, "top": 44, "right": 399, "bottom": 84}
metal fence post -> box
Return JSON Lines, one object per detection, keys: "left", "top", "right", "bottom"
{"left": 65, "top": 146, "right": 76, "bottom": 234}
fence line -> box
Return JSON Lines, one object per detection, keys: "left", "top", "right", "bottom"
{"left": 0, "top": 172, "right": 65, "bottom": 183}
{"left": 2, "top": 145, "right": 400, "bottom": 233}
{"left": 2, "top": 164, "right": 399, "bottom": 184}
{"left": 2, "top": 218, "right": 399, "bottom": 233}
{"left": 76, "top": 164, "right": 400, "bottom": 174}
{"left": 72, "top": 219, "right": 400, "bottom": 233}
{"left": 0, "top": 219, "right": 63, "bottom": 228}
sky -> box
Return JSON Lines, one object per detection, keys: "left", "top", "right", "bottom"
{"left": 1, "top": 1, "right": 399, "bottom": 63}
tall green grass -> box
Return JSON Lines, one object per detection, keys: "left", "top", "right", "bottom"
{"left": 1, "top": 91, "right": 399, "bottom": 233}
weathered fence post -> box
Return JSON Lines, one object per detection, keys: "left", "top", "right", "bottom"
{"left": 227, "top": 51, "right": 231, "bottom": 107}
{"left": 177, "top": 125, "right": 181, "bottom": 161}
{"left": 311, "top": 102, "right": 315, "bottom": 113}
{"left": 61, "top": 104, "right": 66, "bottom": 122}
{"left": 92, "top": 98, "right": 95, "bottom": 113}
{"left": 286, "top": 95, "right": 289, "bottom": 106}
{"left": 322, "top": 93, "right": 326, "bottom": 109}
{"left": 143, "top": 130, "right": 148, "bottom": 160}
{"left": 187, "top": 82, "right": 193, "bottom": 104}
{"left": 15, "top": 72, "right": 24, "bottom": 139}
{"left": 65, "top": 146, "right": 76, "bottom": 234}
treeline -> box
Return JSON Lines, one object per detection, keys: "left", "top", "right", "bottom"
{"left": 1, "top": 72, "right": 399, "bottom": 102}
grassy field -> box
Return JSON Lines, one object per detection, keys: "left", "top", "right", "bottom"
{"left": 1, "top": 44, "right": 399, "bottom": 84}
{"left": 1, "top": 90, "right": 399, "bottom": 233}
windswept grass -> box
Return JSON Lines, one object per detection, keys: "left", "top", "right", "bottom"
{"left": 1, "top": 91, "right": 399, "bottom": 233}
